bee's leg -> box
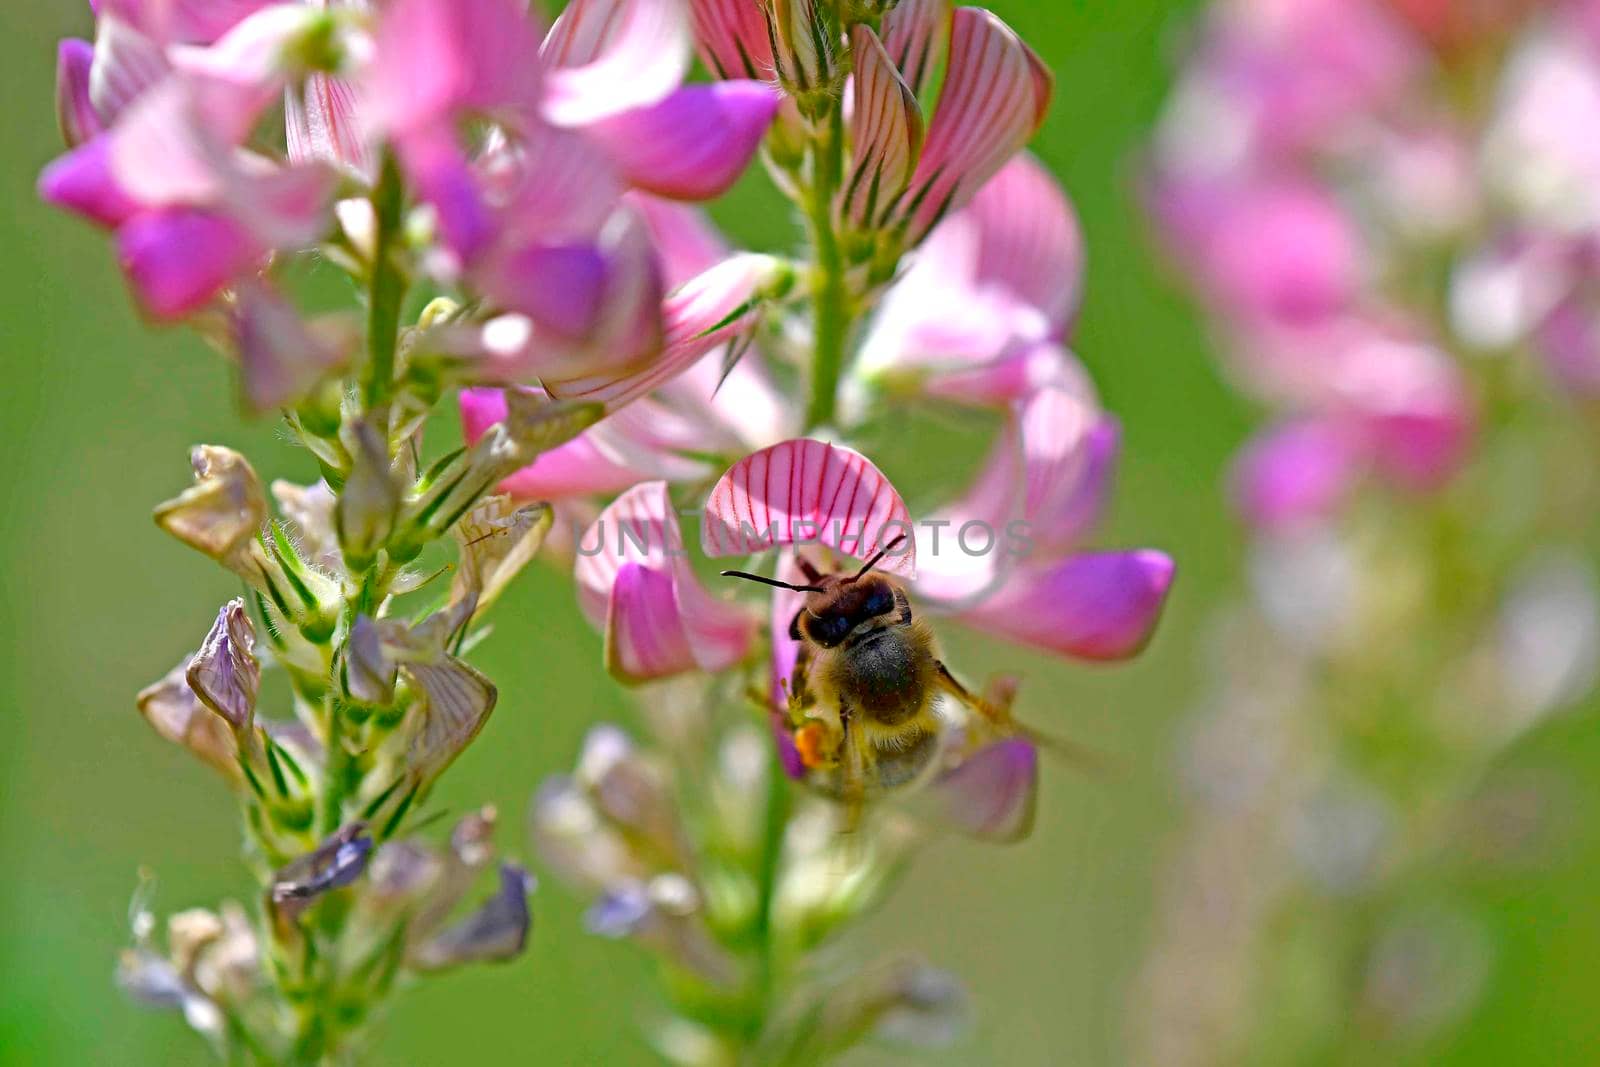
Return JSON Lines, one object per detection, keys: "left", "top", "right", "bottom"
{"left": 936, "top": 662, "right": 1114, "bottom": 775}
{"left": 933, "top": 661, "right": 1018, "bottom": 726}
{"left": 836, "top": 700, "right": 868, "bottom": 834}
{"left": 786, "top": 636, "right": 816, "bottom": 718}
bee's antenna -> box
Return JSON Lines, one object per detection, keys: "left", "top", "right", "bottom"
{"left": 721, "top": 570, "right": 827, "bottom": 594}
{"left": 851, "top": 534, "right": 909, "bottom": 581}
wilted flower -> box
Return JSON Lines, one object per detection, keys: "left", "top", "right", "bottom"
{"left": 270, "top": 822, "right": 374, "bottom": 923}
{"left": 186, "top": 599, "right": 261, "bottom": 731}
{"left": 136, "top": 660, "right": 242, "bottom": 783}
{"left": 154, "top": 445, "right": 266, "bottom": 575}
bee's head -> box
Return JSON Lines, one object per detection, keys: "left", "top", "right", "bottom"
{"left": 720, "top": 537, "right": 910, "bottom": 649}
{"left": 797, "top": 573, "right": 900, "bottom": 648}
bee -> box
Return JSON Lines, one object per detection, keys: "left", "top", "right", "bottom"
{"left": 722, "top": 538, "right": 1018, "bottom": 822}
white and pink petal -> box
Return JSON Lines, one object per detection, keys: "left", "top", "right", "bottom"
{"left": 575, "top": 481, "right": 758, "bottom": 682}
{"left": 542, "top": 0, "right": 691, "bottom": 126}
{"left": 921, "top": 737, "right": 1038, "bottom": 841}
{"left": 957, "top": 550, "right": 1175, "bottom": 662}
{"left": 701, "top": 438, "right": 916, "bottom": 576}
{"left": 585, "top": 81, "right": 779, "bottom": 201}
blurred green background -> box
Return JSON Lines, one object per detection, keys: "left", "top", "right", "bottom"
{"left": 5, "top": 2, "right": 1600, "bottom": 1064}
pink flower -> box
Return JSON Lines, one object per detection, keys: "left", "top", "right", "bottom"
{"left": 362, "top": 0, "right": 777, "bottom": 382}
{"left": 912, "top": 386, "right": 1175, "bottom": 660}
{"left": 702, "top": 424, "right": 1173, "bottom": 670}
{"left": 575, "top": 482, "right": 759, "bottom": 683}
{"left": 457, "top": 247, "right": 790, "bottom": 502}
{"left": 40, "top": 8, "right": 341, "bottom": 318}
{"left": 1231, "top": 420, "right": 1364, "bottom": 531}
{"left": 858, "top": 153, "right": 1086, "bottom": 405}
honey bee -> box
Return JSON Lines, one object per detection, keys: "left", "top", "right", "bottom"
{"left": 723, "top": 538, "right": 1019, "bottom": 823}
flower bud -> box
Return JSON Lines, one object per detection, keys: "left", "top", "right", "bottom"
{"left": 335, "top": 419, "right": 400, "bottom": 573}
{"left": 270, "top": 822, "right": 374, "bottom": 924}
{"left": 272, "top": 479, "right": 341, "bottom": 571}
{"left": 576, "top": 726, "right": 689, "bottom": 865}
{"left": 815, "top": 958, "right": 970, "bottom": 1051}
{"left": 248, "top": 522, "right": 343, "bottom": 644}
{"left": 409, "top": 863, "right": 535, "bottom": 972}
{"left": 186, "top": 600, "right": 260, "bottom": 732}
{"left": 154, "top": 446, "right": 267, "bottom": 578}
{"left": 389, "top": 392, "right": 603, "bottom": 562}
{"left": 362, "top": 598, "right": 499, "bottom": 787}
{"left": 530, "top": 776, "right": 648, "bottom": 892}
{"left": 136, "top": 662, "right": 241, "bottom": 784}
{"left": 585, "top": 874, "right": 741, "bottom": 987}
{"left": 768, "top": 0, "right": 842, "bottom": 113}
{"left": 343, "top": 615, "right": 398, "bottom": 707}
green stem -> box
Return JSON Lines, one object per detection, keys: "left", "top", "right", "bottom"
{"left": 745, "top": 735, "right": 794, "bottom": 1052}
{"left": 804, "top": 108, "right": 850, "bottom": 432}
{"left": 363, "top": 155, "right": 406, "bottom": 413}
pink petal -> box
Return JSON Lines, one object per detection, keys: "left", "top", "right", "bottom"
{"left": 923, "top": 738, "right": 1038, "bottom": 841}
{"left": 233, "top": 284, "right": 351, "bottom": 412}
{"left": 478, "top": 213, "right": 666, "bottom": 379}
{"left": 701, "top": 439, "right": 916, "bottom": 575}
{"left": 689, "top": 0, "right": 775, "bottom": 81}
{"left": 859, "top": 158, "right": 1081, "bottom": 385}
{"left": 1536, "top": 296, "right": 1600, "bottom": 396}
{"left": 586, "top": 81, "right": 779, "bottom": 201}
{"left": 57, "top": 39, "right": 101, "bottom": 148}
{"left": 959, "top": 550, "right": 1175, "bottom": 661}
{"left": 920, "top": 340, "right": 1095, "bottom": 408}
{"left": 89, "top": 14, "right": 170, "bottom": 124}
{"left": 575, "top": 481, "right": 756, "bottom": 682}
{"left": 106, "top": 79, "right": 233, "bottom": 209}
{"left": 629, "top": 193, "right": 730, "bottom": 286}
{"left": 461, "top": 388, "right": 714, "bottom": 501}
{"left": 110, "top": 0, "right": 283, "bottom": 45}
{"left": 287, "top": 73, "right": 375, "bottom": 181}
{"left": 1207, "top": 179, "right": 1364, "bottom": 329}
{"left": 37, "top": 136, "right": 142, "bottom": 228}
{"left": 491, "top": 122, "right": 626, "bottom": 247}
{"left": 898, "top": 8, "right": 1051, "bottom": 245}
{"left": 843, "top": 25, "right": 923, "bottom": 230}
{"left": 368, "top": 0, "right": 543, "bottom": 138}
{"left": 1331, "top": 329, "right": 1476, "bottom": 490}
{"left": 167, "top": 6, "right": 319, "bottom": 132}
{"left": 881, "top": 0, "right": 948, "bottom": 97}
{"left": 116, "top": 208, "right": 262, "bottom": 320}
{"left": 913, "top": 384, "right": 1101, "bottom": 605}
{"left": 544, "top": 252, "right": 778, "bottom": 410}
{"left": 604, "top": 562, "right": 699, "bottom": 681}
{"left": 542, "top": 0, "right": 690, "bottom": 127}
{"left": 962, "top": 154, "right": 1084, "bottom": 338}
{"left": 1231, "top": 420, "right": 1364, "bottom": 531}
{"left": 398, "top": 125, "right": 496, "bottom": 264}
{"left": 464, "top": 388, "right": 650, "bottom": 499}
{"left": 660, "top": 345, "right": 793, "bottom": 451}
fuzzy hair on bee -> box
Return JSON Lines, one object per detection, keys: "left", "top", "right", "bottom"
{"left": 723, "top": 538, "right": 1011, "bottom": 822}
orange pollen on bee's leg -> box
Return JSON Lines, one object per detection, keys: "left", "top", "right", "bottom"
{"left": 794, "top": 723, "right": 833, "bottom": 769}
